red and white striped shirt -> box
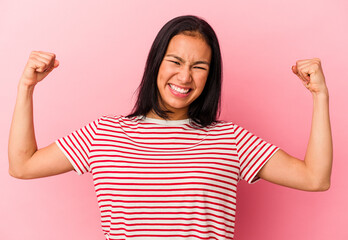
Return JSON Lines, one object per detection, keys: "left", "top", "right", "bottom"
{"left": 56, "top": 115, "right": 279, "bottom": 240}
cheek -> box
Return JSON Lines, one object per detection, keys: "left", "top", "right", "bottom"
{"left": 157, "top": 64, "right": 174, "bottom": 87}
{"left": 196, "top": 74, "right": 208, "bottom": 92}
{"left": 157, "top": 69, "right": 167, "bottom": 90}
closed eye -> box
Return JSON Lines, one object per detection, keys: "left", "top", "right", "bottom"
{"left": 193, "top": 66, "right": 207, "bottom": 70}
{"left": 169, "top": 60, "right": 180, "bottom": 65}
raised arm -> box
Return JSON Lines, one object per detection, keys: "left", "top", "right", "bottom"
{"left": 257, "top": 58, "right": 332, "bottom": 191}
{"left": 8, "top": 51, "right": 73, "bottom": 179}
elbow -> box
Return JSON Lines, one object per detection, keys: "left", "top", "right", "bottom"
{"left": 8, "top": 165, "right": 30, "bottom": 180}
{"left": 9, "top": 168, "right": 24, "bottom": 179}
{"left": 310, "top": 180, "right": 331, "bottom": 192}
{"left": 319, "top": 181, "right": 331, "bottom": 191}
{"left": 8, "top": 154, "right": 32, "bottom": 179}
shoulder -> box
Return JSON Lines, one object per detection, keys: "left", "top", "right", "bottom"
{"left": 202, "top": 120, "right": 238, "bottom": 136}
{"left": 209, "top": 120, "right": 236, "bottom": 130}
{"left": 94, "top": 115, "right": 142, "bottom": 129}
{"left": 206, "top": 120, "right": 254, "bottom": 138}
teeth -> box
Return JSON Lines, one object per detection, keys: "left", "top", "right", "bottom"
{"left": 169, "top": 84, "right": 190, "bottom": 94}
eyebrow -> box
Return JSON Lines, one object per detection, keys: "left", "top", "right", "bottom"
{"left": 166, "top": 54, "right": 210, "bottom": 66}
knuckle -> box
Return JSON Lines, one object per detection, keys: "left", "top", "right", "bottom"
{"left": 30, "top": 52, "right": 37, "bottom": 58}
{"left": 296, "top": 60, "right": 303, "bottom": 66}
{"left": 47, "top": 54, "right": 56, "bottom": 61}
{"left": 313, "top": 64, "right": 320, "bottom": 71}
{"left": 313, "top": 58, "right": 321, "bottom": 65}
{"left": 38, "top": 62, "right": 47, "bottom": 68}
{"left": 311, "top": 61, "right": 320, "bottom": 68}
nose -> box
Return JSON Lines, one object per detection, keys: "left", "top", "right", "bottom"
{"left": 177, "top": 66, "right": 192, "bottom": 83}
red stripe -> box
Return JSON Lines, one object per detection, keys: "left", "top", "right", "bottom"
{"left": 110, "top": 228, "right": 230, "bottom": 240}
{"left": 91, "top": 159, "right": 239, "bottom": 168}
{"left": 93, "top": 170, "right": 237, "bottom": 182}
{"left": 100, "top": 216, "right": 234, "bottom": 229}
{"left": 95, "top": 187, "right": 236, "bottom": 199}
{"left": 92, "top": 143, "right": 237, "bottom": 152}
{"left": 100, "top": 122, "right": 234, "bottom": 137}
{"left": 104, "top": 221, "right": 234, "bottom": 235}
{"left": 90, "top": 155, "right": 238, "bottom": 163}
{"left": 93, "top": 176, "right": 238, "bottom": 188}
{"left": 94, "top": 181, "right": 236, "bottom": 193}
{"left": 95, "top": 132, "right": 236, "bottom": 144}
{"left": 96, "top": 193, "right": 236, "bottom": 205}
{"left": 92, "top": 164, "right": 238, "bottom": 175}
{"left": 110, "top": 223, "right": 233, "bottom": 237}
{"left": 90, "top": 148, "right": 237, "bottom": 158}
{"left": 100, "top": 122, "right": 210, "bottom": 136}
{"left": 98, "top": 199, "right": 236, "bottom": 211}
{"left": 99, "top": 204, "right": 235, "bottom": 218}
{"left": 108, "top": 233, "right": 225, "bottom": 240}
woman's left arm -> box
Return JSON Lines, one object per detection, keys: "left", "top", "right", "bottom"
{"left": 257, "top": 58, "right": 333, "bottom": 191}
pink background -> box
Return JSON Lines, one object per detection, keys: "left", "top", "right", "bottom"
{"left": 1, "top": 0, "right": 347, "bottom": 239}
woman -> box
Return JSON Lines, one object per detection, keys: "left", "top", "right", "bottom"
{"left": 9, "top": 15, "right": 332, "bottom": 240}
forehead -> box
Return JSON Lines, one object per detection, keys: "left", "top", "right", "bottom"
{"left": 165, "top": 33, "right": 211, "bottom": 61}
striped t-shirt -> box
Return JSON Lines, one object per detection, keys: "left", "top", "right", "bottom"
{"left": 55, "top": 115, "right": 279, "bottom": 240}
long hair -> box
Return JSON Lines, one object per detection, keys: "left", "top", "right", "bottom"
{"left": 127, "top": 15, "right": 222, "bottom": 127}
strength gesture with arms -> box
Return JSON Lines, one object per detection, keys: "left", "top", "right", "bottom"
{"left": 258, "top": 58, "right": 332, "bottom": 191}
{"left": 8, "top": 51, "right": 73, "bottom": 179}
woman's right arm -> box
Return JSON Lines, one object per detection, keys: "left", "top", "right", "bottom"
{"left": 8, "top": 51, "right": 74, "bottom": 179}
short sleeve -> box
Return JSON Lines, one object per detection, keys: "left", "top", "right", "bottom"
{"left": 55, "top": 118, "right": 100, "bottom": 175}
{"left": 234, "top": 124, "right": 279, "bottom": 184}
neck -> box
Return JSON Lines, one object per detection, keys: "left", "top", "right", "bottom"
{"left": 146, "top": 110, "right": 188, "bottom": 120}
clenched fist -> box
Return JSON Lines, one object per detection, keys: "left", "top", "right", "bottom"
{"left": 292, "top": 58, "right": 328, "bottom": 95}
{"left": 20, "top": 51, "right": 59, "bottom": 87}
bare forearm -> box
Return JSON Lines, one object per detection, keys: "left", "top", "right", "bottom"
{"left": 258, "top": 59, "right": 332, "bottom": 191}
{"left": 8, "top": 83, "right": 38, "bottom": 174}
{"left": 305, "top": 91, "right": 332, "bottom": 189}
{"left": 8, "top": 51, "right": 60, "bottom": 178}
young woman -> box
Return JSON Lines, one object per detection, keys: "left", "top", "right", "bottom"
{"left": 9, "top": 15, "right": 332, "bottom": 240}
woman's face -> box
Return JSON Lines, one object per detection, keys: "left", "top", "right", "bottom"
{"left": 155, "top": 33, "right": 212, "bottom": 120}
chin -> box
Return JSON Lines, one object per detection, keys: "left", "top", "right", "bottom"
{"left": 164, "top": 101, "right": 190, "bottom": 112}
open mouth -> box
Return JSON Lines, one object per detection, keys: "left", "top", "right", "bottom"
{"left": 168, "top": 83, "right": 191, "bottom": 94}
